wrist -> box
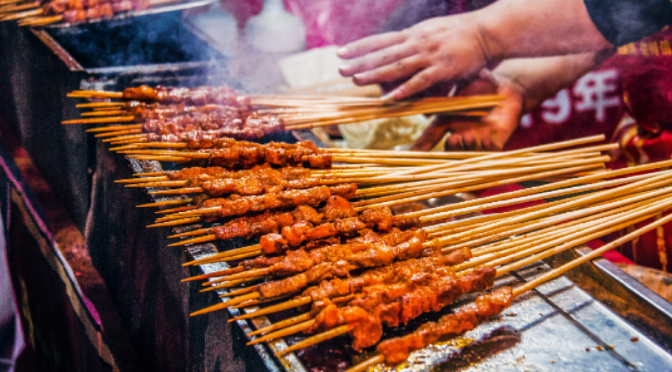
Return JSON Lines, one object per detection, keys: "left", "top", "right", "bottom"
{"left": 473, "top": 7, "right": 506, "bottom": 64}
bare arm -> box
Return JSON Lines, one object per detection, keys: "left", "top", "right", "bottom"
{"left": 338, "top": 0, "right": 671, "bottom": 100}
{"left": 497, "top": 50, "right": 613, "bottom": 111}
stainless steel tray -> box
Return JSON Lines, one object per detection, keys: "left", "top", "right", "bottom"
{"left": 127, "top": 133, "right": 672, "bottom": 372}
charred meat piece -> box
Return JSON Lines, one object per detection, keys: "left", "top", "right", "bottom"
{"left": 377, "top": 286, "right": 513, "bottom": 365}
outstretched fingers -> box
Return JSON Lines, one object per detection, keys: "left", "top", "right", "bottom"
{"left": 352, "top": 55, "right": 426, "bottom": 86}
{"left": 337, "top": 32, "right": 406, "bottom": 61}
{"left": 383, "top": 66, "right": 441, "bottom": 100}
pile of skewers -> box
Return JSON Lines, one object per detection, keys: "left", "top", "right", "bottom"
{"left": 65, "top": 86, "right": 672, "bottom": 370}
{"left": 0, "top": 0, "right": 150, "bottom": 26}
{"left": 63, "top": 85, "right": 503, "bottom": 146}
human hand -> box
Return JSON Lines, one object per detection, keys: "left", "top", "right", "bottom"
{"left": 337, "top": 14, "right": 492, "bottom": 101}
{"left": 412, "top": 70, "right": 524, "bottom": 151}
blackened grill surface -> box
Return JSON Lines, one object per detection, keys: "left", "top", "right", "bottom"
{"left": 45, "top": 12, "right": 225, "bottom": 69}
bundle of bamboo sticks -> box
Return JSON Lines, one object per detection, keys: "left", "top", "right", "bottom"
{"left": 195, "top": 165, "right": 672, "bottom": 367}
{"left": 346, "top": 209, "right": 672, "bottom": 371}
{"left": 63, "top": 91, "right": 503, "bottom": 145}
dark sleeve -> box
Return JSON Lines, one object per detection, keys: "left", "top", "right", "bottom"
{"left": 584, "top": 0, "right": 672, "bottom": 46}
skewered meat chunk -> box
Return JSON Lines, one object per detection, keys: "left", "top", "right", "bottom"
{"left": 123, "top": 86, "right": 250, "bottom": 107}
{"left": 377, "top": 286, "right": 513, "bottom": 365}
{"left": 259, "top": 206, "right": 409, "bottom": 255}
{"left": 170, "top": 164, "right": 308, "bottom": 184}
{"left": 300, "top": 249, "right": 473, "bottom": 304}
{"left": 142, "top": 113, "right": 285, "bottom": 142}
{"left": 211, "top": 205, "right": 321, "bottom": 241}
{"left": 197, "top": 185, "right": 356, "bottom": 222}
{"left": 182, "top": 166, "right": 323, "bottom": 196}
{"left": 167, "top": 167, "right": 227, "bottom": 180}
{"left": 155, "top": 139, "right": 331, "bottom": 169}
{"left": 255, "top": 231, "right": 428, "bottom": 299}
{"left": 305, "top": 267, "right": 497, "bottom": 351}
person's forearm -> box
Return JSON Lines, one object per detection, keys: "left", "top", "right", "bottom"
{"left": 475, "top": 0, "right": 613, "bottom": 61}
{"left": 493, "top": 51, "right": 613, "bottom": 111}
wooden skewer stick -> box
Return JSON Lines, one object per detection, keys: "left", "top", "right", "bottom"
{"left": 247, "top": 313, "right": 313, "bottom": 337}
{"left": 156, "top": 206, "right": 197, "bottom": 214}
{"left": 466, "top": 197, "right": 658, "bottom": 260}
{"left": 229, "top": 297, "right": 312, "bottom": 323}
{"left": 202, "top": 267, "right": 271, "bottom": 287}
{"left": 0, "top": 6, "right": 42, "bottom": 21}
{"left": 0, "top": 0, "right": 24, "bottom": 7}
{"left": 81, "top": 110, "right": 126, "bottom": 117}
{"left": 338, "top": 205, "right": 672, "bottom": 372}
{"left": 126, "top": 181, "right": 187, "bottom": 188}
{"left": 132, "top": 142, "right": 188, "bottom": 149}
{"left": 154, "top": 206, "right": 221, "bottom": 221}
{"left": 190, "top": 292, "right": 261, "bottom": 316}
{"left": 203, "top": 277, "right": 266, "bottom": 293}
{"left": 513, "top": 211, "right": 672, "bottom": 294}
{"left": 171, "top": 227, "right": 211, "bottom": 239}
{"left": 136, "top": 198, "right": 193, "bottom": 208}
{"left": 353, "top": 158, "right": 609, "bottom": 209}
{"left": 182, "top": 247, "right": 264, "bottom": 266}
{"left": 102, "top": 133, "right": 145, "bottom": 142}
{"left": 18, "top": 15, "right": 62, "bottom": 26}
{"left": 275, "top": 325, "right": 354, "bottom": 356}
{"left": 87, "top": 125, "right": 143, "bottom": 133}
{"left": 117, "top": 176, "right": 169, "bottom": 183}
{"left": 182, "top": 266, "right": 245, "bottom": 282}
{"left": 223, "top": 285, "right": 262, "bottom": 298}
{"left": 455, "top": 200, "right": 667, "bottom": 275}
{"left": 0, "top": 2, "right": 38, "bottom": 13}
{"left": 491, "top": 206, "right": 670, "bottom": 278}
{"left": 182, "top": 245, "right": 264, "bottom": 265}
{"left": 354, "top": 163, "right": 605, "bottom": 212}
{"left": 110, "top": 139, "right": 149, "bottom": 146}
{"left": 418, "top": 172, "right": 655, "bottom": 224}
{"left": 434, "top": 182, "right": 672, "bottom": 252}
{"left": 246, "top": 320, "right": 315, "bottom": 345}
{"left": 148, "top": 187, "right": 205, "bottom": 195}
{"left": 76, "top": 102, "right": 124, "bottom": 108}
{"left": 402, "top": 159, "right": 672, "bottom": 220}
{"left": 62, "top": 115, "right": 135, "bottom": 125}
{"left": 129, "top": 155, "right": 187, "bottom": 162}
{"left": 109, "top": 145, "right": 145, "bottom": 151}
{"left": 198, "top": 278, "right": 263, "bottom": 292}
{"left": 382, "top": 134, "right": 605, "bottom": 178}
{"left": 169, "top": 234, "right": 216, "bottom": 247}
{"left": 68, "top": 90, "right": 124, "bottom": 99}
{"left": 94, "top": 129, "right": 142, "bottom": 138}
{"left": 146, "top": 217, "right": 202, "bottom": 228}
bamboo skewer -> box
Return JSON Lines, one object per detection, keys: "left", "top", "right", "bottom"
{"left": 152, "top": 158, "right": 607, "bottom": 226}
{"left": 227, "top": 196, "right": 656, "bottom": 324}
{"left": 176, "top": 172, "right": 647, "bottom": 259}
{"left": 263, "top": 199, "right": 672, "bottom": 360}
{"left": 381, "top": 134, "right": 605, "bottom": 178}
{"left": 0, "top": 1, "right": 37, "bottom": 13}
{"left": 0, "top": 6, "right": 41, "bottom": 20}
{"left": 345, "top": 209, "right": 672, "bottom": 372}
{"left": 191, "top": 175, "right": 672, "bottom": 297}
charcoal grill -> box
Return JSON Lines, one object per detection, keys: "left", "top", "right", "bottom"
{"left": 125, "top": 146, "right": 672, "bottom": 372}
